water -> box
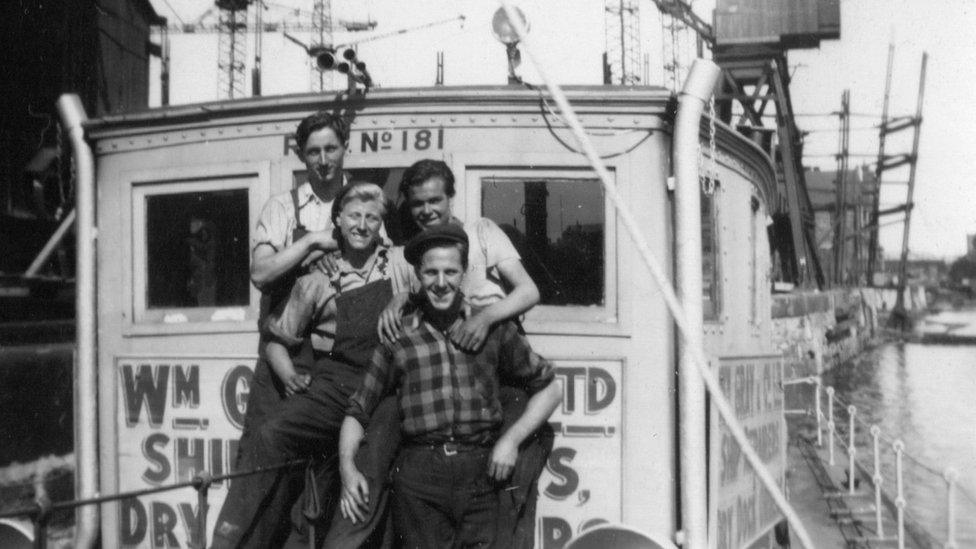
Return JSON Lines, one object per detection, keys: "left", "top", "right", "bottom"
{"left": 824, "top": 311, "right": 976, "bottom": 546}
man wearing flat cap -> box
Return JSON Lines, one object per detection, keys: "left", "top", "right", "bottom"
{"left": 336, "top": 224, "right": 562, "bottom": 548}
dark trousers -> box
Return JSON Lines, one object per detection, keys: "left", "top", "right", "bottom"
{"left": 211, "top": 368, "right": 353, "bottom": 549}
{"left": 219, "top": 353, "right": 304, "bottom": 548}
{"left": 324, "top": 387, "right": 553, "bottom": 548}
{"left": 494, "top": 389, "right": 555, "bottom": 549}
{"left": 321, "top": 396, "right": 401, "bottom": 549}
{"left": 393, "top": 445, "right": 498, "bottom": 549}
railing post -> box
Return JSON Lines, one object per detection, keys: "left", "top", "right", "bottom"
{"left": 848, "top": 405, "right": 857, "bottom": 494}
{"left": 893, "top": 440, "right": 906, "bottom": 549}
{"left": 827, "top": 387, "right": 836, "bottom": 465}
{"left": 192, "top": 472, "right": 213, "bottom": 549}
{"left": 33, "top": 494, "right": 51, "bottom": 549}
{"left": 870, "top": 425, "right": 885, "bottom": 539}
{"left": 944, "top": 468, "right": 958, "bottom": 549}
{"left": 814, "top": 377, "right": 823, "bottom": 447}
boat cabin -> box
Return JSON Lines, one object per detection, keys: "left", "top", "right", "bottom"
{"left": 85, "top": 85, "right": 785, "bottom": 548}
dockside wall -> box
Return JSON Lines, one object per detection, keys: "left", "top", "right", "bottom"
{"left": 772, "top": 285, "right": 927, "bottom": 381}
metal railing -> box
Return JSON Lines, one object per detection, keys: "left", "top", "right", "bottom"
{"left": 789, "top": 377, "right": 976, "bottom": 549}
{"left": 0, "top": 458, "right": 309, "bottom": 549}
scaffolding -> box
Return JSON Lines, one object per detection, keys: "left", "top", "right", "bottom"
{"left": 604, "top": 0, "right": 642, "bottom": 85}
{"left": 216, "top": 0, "right": 251, "bottom": 100}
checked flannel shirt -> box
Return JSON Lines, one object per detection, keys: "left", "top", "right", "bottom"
{"left": 346, "top": 312, "right": 555, "bottom": 445}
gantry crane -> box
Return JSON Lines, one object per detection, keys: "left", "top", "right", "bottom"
{"left": 604, "top": 0, "right": 642, "bottom": 85}
{"left": 646, "top": 0, "right": 841, "bottom": 289}
{"left": 156, "top": 1, "right": 377, "bottom": 99}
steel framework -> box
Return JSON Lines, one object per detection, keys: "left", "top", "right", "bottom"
{"left": 216, "top": 0, "right": 251, "bottom": 99}
{"left": 604, "top": 0, "right": 642, "bottom": 85}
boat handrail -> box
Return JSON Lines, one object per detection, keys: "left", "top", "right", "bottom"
{"left": 0, "top": 458, "right": 310, "bottom": 547}
{"left": 795, "top": 380, "right": 976, "bottom": 548}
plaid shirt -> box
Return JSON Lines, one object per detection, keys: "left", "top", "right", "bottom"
{"left": 347, "top": 312, "right": 554, "bottom": 444}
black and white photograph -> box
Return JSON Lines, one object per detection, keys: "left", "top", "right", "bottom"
{"left": 1, "top": 1, "right": 975, "bottom": 547}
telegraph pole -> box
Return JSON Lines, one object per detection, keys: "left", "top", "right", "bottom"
{"left": 890, "top": 53, "right": 928, "bottom": 329}
{"left": 867, "top": 44, "right": 895, "bottom": 283}
{"left": 833, "top": 89, "right": 851, "bottom": 285}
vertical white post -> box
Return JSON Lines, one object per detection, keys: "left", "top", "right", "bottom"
{"left": 57, "top": 94, "right": 99, "bottom": 549}
{"left": 870, "top": 425, "right": 885, "bottom": 539}
{"left": 848, "top": 405, "right": 857, "bottom": 494}
{"left": 944, "top": 468, "right": 958, "bottom": 549}
{"left": 827, "top": 387, "right": 836, "bottom": 465}
{"left": 673, "top": 57, "right": 722, "bottom": 549}
{"left": 894, "top": 440, "right": 906, "bottom": 549}
{"left": 814, "top": 378, "right": 823, "bottom": 447}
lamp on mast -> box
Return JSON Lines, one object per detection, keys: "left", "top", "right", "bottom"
{"left": 491, "top": 6, "right": 529, "bottom": 84}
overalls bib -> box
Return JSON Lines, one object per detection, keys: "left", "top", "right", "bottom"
{"left": 310, "top": 276, "right": 393, "bottom": 393}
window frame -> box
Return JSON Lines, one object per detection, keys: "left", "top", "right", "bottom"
{"left": 123, "top": 161, "right": 270, "bottom": 335}
{"left": 701, "top": 187, "right": 722, "bottom": 322}
{"left": 462, "top": 164, "right": 619, "bottom": 333}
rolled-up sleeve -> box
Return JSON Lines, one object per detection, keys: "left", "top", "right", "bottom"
{"left": 387, "top": 246, "right": 420, "bottom": 294}
{"left": 266, "top": 273, "right": 330, "bottom": 348}
{"left": 253, "top": 198, "right": 291, "bottom": 253}
{"left": 347, "top": 345, "right": 397, "bottom": 429}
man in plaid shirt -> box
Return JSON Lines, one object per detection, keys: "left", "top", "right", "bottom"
{"left": 337, "top": 224, "right": 562, "bottom": 548}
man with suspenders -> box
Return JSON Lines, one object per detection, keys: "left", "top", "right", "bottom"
{"left": 212, "top": 111, "right": 348, "bottom": 548}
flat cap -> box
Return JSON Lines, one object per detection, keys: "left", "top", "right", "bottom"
{"left": 404, "top": 223, "right": 469, "bottom": 266}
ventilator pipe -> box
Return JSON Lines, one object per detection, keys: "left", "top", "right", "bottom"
{"left": 673, "top": 57, "right": 721, "bottom": 549}
{"left": 57, "top": 94, "right": 99, "bottom": 549}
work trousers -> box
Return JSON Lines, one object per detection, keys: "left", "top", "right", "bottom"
{"left": 393, "top": 445, "right": 498, "bottom": 548}
{"left": 323, "top": 387, "right": 553, "bottom": 548}
{"left": 211, "top": 363, "right": 355, "bottom": 549}
{"left": 222, "top": 349, "right": 304, "bottom": 548}
{"left": 320, "top": 396, "right": 400, "bottom": 548}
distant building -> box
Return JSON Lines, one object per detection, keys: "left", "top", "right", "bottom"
{"left": 878, "top": 258, "right": 949, "bottom": 288}
{"left": 804, "top": 165, "right": 879, "bottom": 285}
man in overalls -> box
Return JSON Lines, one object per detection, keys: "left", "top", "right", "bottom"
{"left": 212, "top": 183, "right": 410, "bottom": 547}
{"left": 214, "top": 111, "right": 350, "bottom": 547}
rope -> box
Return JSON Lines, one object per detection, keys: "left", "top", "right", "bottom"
{"left": 497, "top": 3, "right": 816, "bottom": 548}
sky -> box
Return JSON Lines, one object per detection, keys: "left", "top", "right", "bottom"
{"left": 148, "top": 0, "right": 976, "bottom": 260}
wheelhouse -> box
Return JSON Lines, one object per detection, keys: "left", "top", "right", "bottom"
{"left": 86, "top": 85, "right": 782, "bottom": 548}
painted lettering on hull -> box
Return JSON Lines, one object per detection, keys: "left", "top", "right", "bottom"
{"left": 114, "top": 358, "right": 625, "bottom": 548}
{"left": 115, "top": 358, "right": 252, "bottom": 548}
{"left": 359, "top": 128, "right": 445, "bottom": 153}
{"left": 709, "top": 354, "right": 786, "bottom": 549}
{"left": 536, "top": 361, "right": 622, "bottom": 549}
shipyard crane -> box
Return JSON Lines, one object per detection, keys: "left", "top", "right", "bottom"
{"left": 155, "top": 1, "right": 377, "bottom": 99}
{"left": 604, "top": 0, "right": 642, "bottom": 85}
{"left": 646, "top": 0, "right": 836, "bottom": 289}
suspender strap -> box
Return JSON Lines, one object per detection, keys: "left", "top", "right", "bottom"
{"left": 291, "top": 188, "right": 308, "bottom": 233}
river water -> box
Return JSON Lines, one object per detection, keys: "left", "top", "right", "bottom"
{"left": 823, "top": 310, "right": 976, "bottom": 546}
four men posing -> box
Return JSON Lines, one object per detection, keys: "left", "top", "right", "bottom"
{"left": 213, "top": 110, "right": 561, "bottom": 548}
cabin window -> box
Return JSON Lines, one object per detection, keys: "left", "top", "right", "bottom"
{"left": 464, "top": 167, "right": 616, "bottom": 329}
{"left": 144, "top": 190, "right": 250, "bottom": 309}
{"left": 130, "top": 169, "right": 265, "bottom": 330}
{"left": 702, "top": 191, "right": 720, "bottom": 320}
{"left": 481, "top": 176, "right": 605, "bottom": 307}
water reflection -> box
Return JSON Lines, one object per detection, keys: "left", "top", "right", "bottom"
{"left": 825, "top": 338, "right": 976, "bottom": 544}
